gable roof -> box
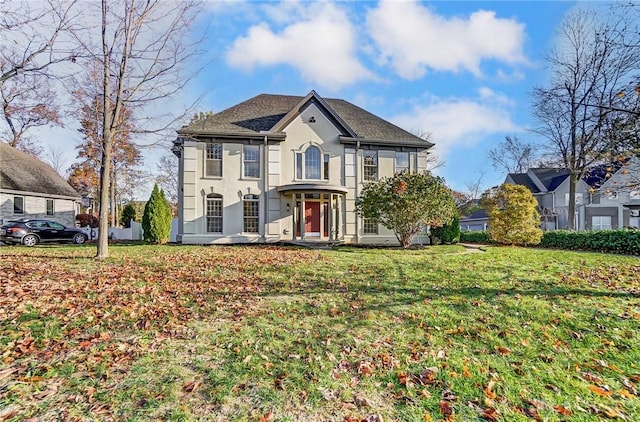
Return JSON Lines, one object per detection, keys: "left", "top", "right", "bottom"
{"left": 529, "top": 168, "right": 570, "bottom": 191}
{"left": 584, "top": 158, "right": 629, "bottom": 189}
{"left": 178, "top": 91, "right": 434, "bottom": 148}
{"left": 507, "top": 173, "right": 541, "bottom": 193}
{"left": 0, "top": 142, "right": 80, "bottom": 199}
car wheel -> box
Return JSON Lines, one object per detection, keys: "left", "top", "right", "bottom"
{"left": 22, "top": 234, "right": 38, "bottom": 247}
{"left": 73, "top": 233, "right": 87, "bottom": 245}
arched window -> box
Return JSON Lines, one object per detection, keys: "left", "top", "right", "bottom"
{"left": 296, "top": 145, "right": 329, "bottom": 180}
{"left": 206, "top": 193, "right": 222, "bottom": 233}
{"left": 305, "top": 146, "right": 321, "bottom": 179}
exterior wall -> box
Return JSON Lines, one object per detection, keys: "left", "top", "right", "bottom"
{"left": 0, "top": 191, "right": 78, "bottom": 227}
{"left": 584, "top": 206, "right": 619, "bottom": 230}
{"left": 178, "top": 103, "right": 432, "bottom": 245}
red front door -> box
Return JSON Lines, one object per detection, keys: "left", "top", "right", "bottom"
{"left": 305, "top": 202, "right": 320, "bottom": 236}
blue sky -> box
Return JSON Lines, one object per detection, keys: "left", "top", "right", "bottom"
{"left": 30, "top": 0, "right": 584, "bottom": 198}
{"left": 184, "top": 0, "right": 580, "bottom": 194}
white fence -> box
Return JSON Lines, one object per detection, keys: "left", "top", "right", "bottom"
{"left": 80, "top": 221, "right": 143, "bottom": 241}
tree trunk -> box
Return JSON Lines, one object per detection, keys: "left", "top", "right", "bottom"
{"left": 567, "top": 172, "right": 577, "bottom": 230}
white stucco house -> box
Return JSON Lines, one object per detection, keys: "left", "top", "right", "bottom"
{"left": 0, "top": 142, "right": 81, "bottom": 227}
{"left": 172, "top": 90, "right": 435, "bottom": 245}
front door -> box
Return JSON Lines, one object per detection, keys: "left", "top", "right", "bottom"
{"left": 305, "top": 202, "right": 320, "bottom": 237}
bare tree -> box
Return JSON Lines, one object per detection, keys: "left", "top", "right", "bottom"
{"left": 43, "top": 144, "right": 69, "bottom": 176}
{"left": 155, "top": 153, "right": 178, "bottom": 210}
{"left": 0, "top": 0, "right": 80, "bottom": 152}
{"left": 532, "top": 7, "right": 640, "bottom": 230}
{"left": 412, "top": 130, "right": 445, "bottom": 170}
{"left": 77, "top": 0, "right": 203, "bottom": 259}
{"left": 488, "top": 136, "right": 538, "bottom": 174}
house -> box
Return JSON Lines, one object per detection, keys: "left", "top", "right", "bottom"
{"left": 583, "top": 156, "right": 640, "bottom": 229}
{"left": 505, "top": 168, "right": 591, "bottom": 230}
{"left": 459, "top": 209, "right": 489, "bottom": 231}
{"left": 0, "top": 142, "right": 81, "bottom": 227}
{"left": 506, "top": 158, "right": 640, "bottom": 230}
{"left": 172, "top": 90, "right": 434, "bottom": 245}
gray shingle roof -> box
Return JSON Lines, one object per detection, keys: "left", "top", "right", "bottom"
{"left": 178, "top": 92, "right": 433, "bottom": 148}
{"left": 529, "top": 168, "right": 570, "bottom": 191}
{"left": 0, "top": 142, "right": 80, "bottom": 198}
{"left": 507, "top": 173, "right": 541, "bottom": 193}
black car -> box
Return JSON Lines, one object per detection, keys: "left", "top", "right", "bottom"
{"left": 0, "top": 219, "right": 88, "bottom": 246}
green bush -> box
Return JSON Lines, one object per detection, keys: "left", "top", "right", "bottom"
{"left": 430, "top": 215, "right": 460, "bottom": 244}
{"left": 142, "top": 184, "right": 172, "bottom": 244}
{"left": 540, "top": 229, "right": 640, "bottom": 255}
{"left": 121, "top": 203, "right": 137, "bottom": 228}
{"left": 460, "top": 231, "right": 491, "bottom": 243}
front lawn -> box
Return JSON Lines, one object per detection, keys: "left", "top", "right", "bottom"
{"left": 1, "top": 244, "right": 639, "bottom": 421}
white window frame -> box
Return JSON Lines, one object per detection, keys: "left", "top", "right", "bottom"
{"left": 206, "top": 194, "right": 223, "bottom": 233}
{"left": 205, "top": 142, "right": 222, "bottom": 178}
{"left": 363, "top": 218, "right": 378, "bottom": 235}
{"left": 395, "top": 151, "right": 409, "bottom": 174}
{"left": 591, "top": 215, "right": 612, "bottom": 230}
{"left": 630, "top": 190, "right": 640, "bottom": 200}
{"left": 243, "top": 144, "right": 260, "bottom": 179}
{"left": 295, "top": 145, "right": 330, "bottom": 181}
{"left": 243, "top": 194, "right": 260, "bottom": 233}
{"left": 565, "top": 192, "right": 584, "bottom": 205}
{"left": 363, "top": 150, "right": 378, "bottom": 181}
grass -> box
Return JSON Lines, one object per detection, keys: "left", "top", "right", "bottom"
{"left": 1, "top": 243, "right": 639, "bottom": 421}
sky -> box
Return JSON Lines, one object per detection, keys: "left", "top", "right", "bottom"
{"left": 33, "top": 0, "right": 587, "bottom": 198}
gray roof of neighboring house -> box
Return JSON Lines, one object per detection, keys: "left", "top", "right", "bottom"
{"left": 529, "top": 168, "right": 570, "bottom": 191}
{"left": 0, "top": 142, "right": 80, "bottom": 198}
{"left": 460, "top": 209, "right": 489, "bottom": 221}
{"left": 507, "top": 173, "right": 541, "bottom": 193}
{"left": 178, "top": 91, "right": 433, "bottom": 148}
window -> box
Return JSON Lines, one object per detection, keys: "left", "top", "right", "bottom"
{"left": 46, "top": 199, "right": 54, "bottom": 216}
{"left": 243, "top": 194, "right": 259, "bottom": 233}
{"left": 592, "top": 215, "right": 612, "bottom": 230}
{"left": 363, "top": 150, "right": 378, "bottom": 181}
{"left": 13, "top": 196, "right": 24, "bottom": 214}
{"left": 296, "top": 146, "right": 330, "bottom": 180}
{"left": 205, "top": 143, "right": 222, "bottom": 177}
{"left": 243, "top": 145, "right": 260, "bottom": 178}
{"left": 396, "top": 152, "right": 409, "bottom": 174}
{"left": 565, "top": 192, "right": 584, "bottom": 205}
{"left": 363, "top": 218, "right": 378, "bottom": 234}
{"left": 206, "top": 194, "right": 223, "bottom": 233}
{"left": 305, "top": 146, "right": 321, "bottom": 179}
{"left": 604, "top": 191, "right": 618, "bottom": 200}
{"left": 631, "top": 190, "right": 640, "bottom": 200}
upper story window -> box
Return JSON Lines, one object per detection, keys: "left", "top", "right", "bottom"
{"left": 604, "top": 191, "right": 618, "bottom": 200}
{"left": 13, "top": 196, "right": 24, "bottom": 215}
{"left": 631, "top": 190, "right": 640, "bottom": 200}
{"left": 395, "top": 152, "right": 409, "bottom": 174}
{"left": 565, "top": 192, "right": 584, "bottom": 205}
{"left": 363, "top": 150, "right": 378, "bottom": 181}
{"left": 243, "top": 194, "right": 259, "bottom": 233}
{"left": 243, "top": 145, "right": 260, "bottom": 178}
{"left": 296, "top": 145, "right": 330, "bottom": 180}
{"left": 46, "top": 199, "right": 54, "bottom": 216}
{"left": 205, "top": 143, "right": 222, "bottom": 177}
{"left": 206, "top": 193, "right": 223, "bottom": 233}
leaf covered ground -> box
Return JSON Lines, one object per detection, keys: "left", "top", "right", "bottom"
{"left": 1, "top": 244, "right": 639, "bottom": 421}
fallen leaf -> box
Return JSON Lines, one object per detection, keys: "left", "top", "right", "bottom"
{"left": 553, "top": 405, "right": 572, "bottom": 416}
{"left": 588, "top": 385, "right": 613, "bottom": 397}
{"left": 482, "top": 407, "right": 498, "bottom": 421}
{"left": 259, "top": 412, "right": 274, "bottom": 422}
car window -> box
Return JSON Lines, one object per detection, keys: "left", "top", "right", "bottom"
{"left": 49, "top": 222, "right": 64, "bottom": 230}
{"left": 26, "top": 221, "right": 46, "bottom": 228}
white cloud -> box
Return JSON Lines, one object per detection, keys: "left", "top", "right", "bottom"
{"left": 366, "top": 0, "right": 527, "bottom": 79}
{"left": 225, "top": 2, "right": 375, "bottom": 90}
{"left": 391, "top": 97, "right": 522, "bottom": 157}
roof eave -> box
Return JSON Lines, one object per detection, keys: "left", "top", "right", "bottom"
{"left": 339, "top": 136, "right": 434, "bottom": 148}
{"left": 176, "top": 130, "right": 287, "bottom": 142}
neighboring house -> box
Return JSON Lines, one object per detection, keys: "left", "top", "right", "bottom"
{"left": 459, "top": 209, "right": 489, "bottom": 231}
{"left": 173, "top": 90, "right": 434, "bottom": 245}
{"left": 505, "top": 168, "right": 591, "bottom": 230}
{"left": 584, "top": 156, "right": 640, "bottom": 230}
{"left": 0, "top": 142, "right": 81, "bottom": 227}
{"left": 506, "top": 158, "right": 640, "bottom": 230}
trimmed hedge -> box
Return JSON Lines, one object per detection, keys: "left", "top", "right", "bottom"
{"left": 540, "top": 229, "right": 640, "bottom": 255}
{"left": 460, "top": 231, "right": 492, "bottom": 244}
{"left": 461, "top": 229, "right": 640, "bottom": 255}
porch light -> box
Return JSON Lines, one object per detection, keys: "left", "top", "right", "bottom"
{"left": 285, "top": 203, "right": 291, "bottom": 212}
